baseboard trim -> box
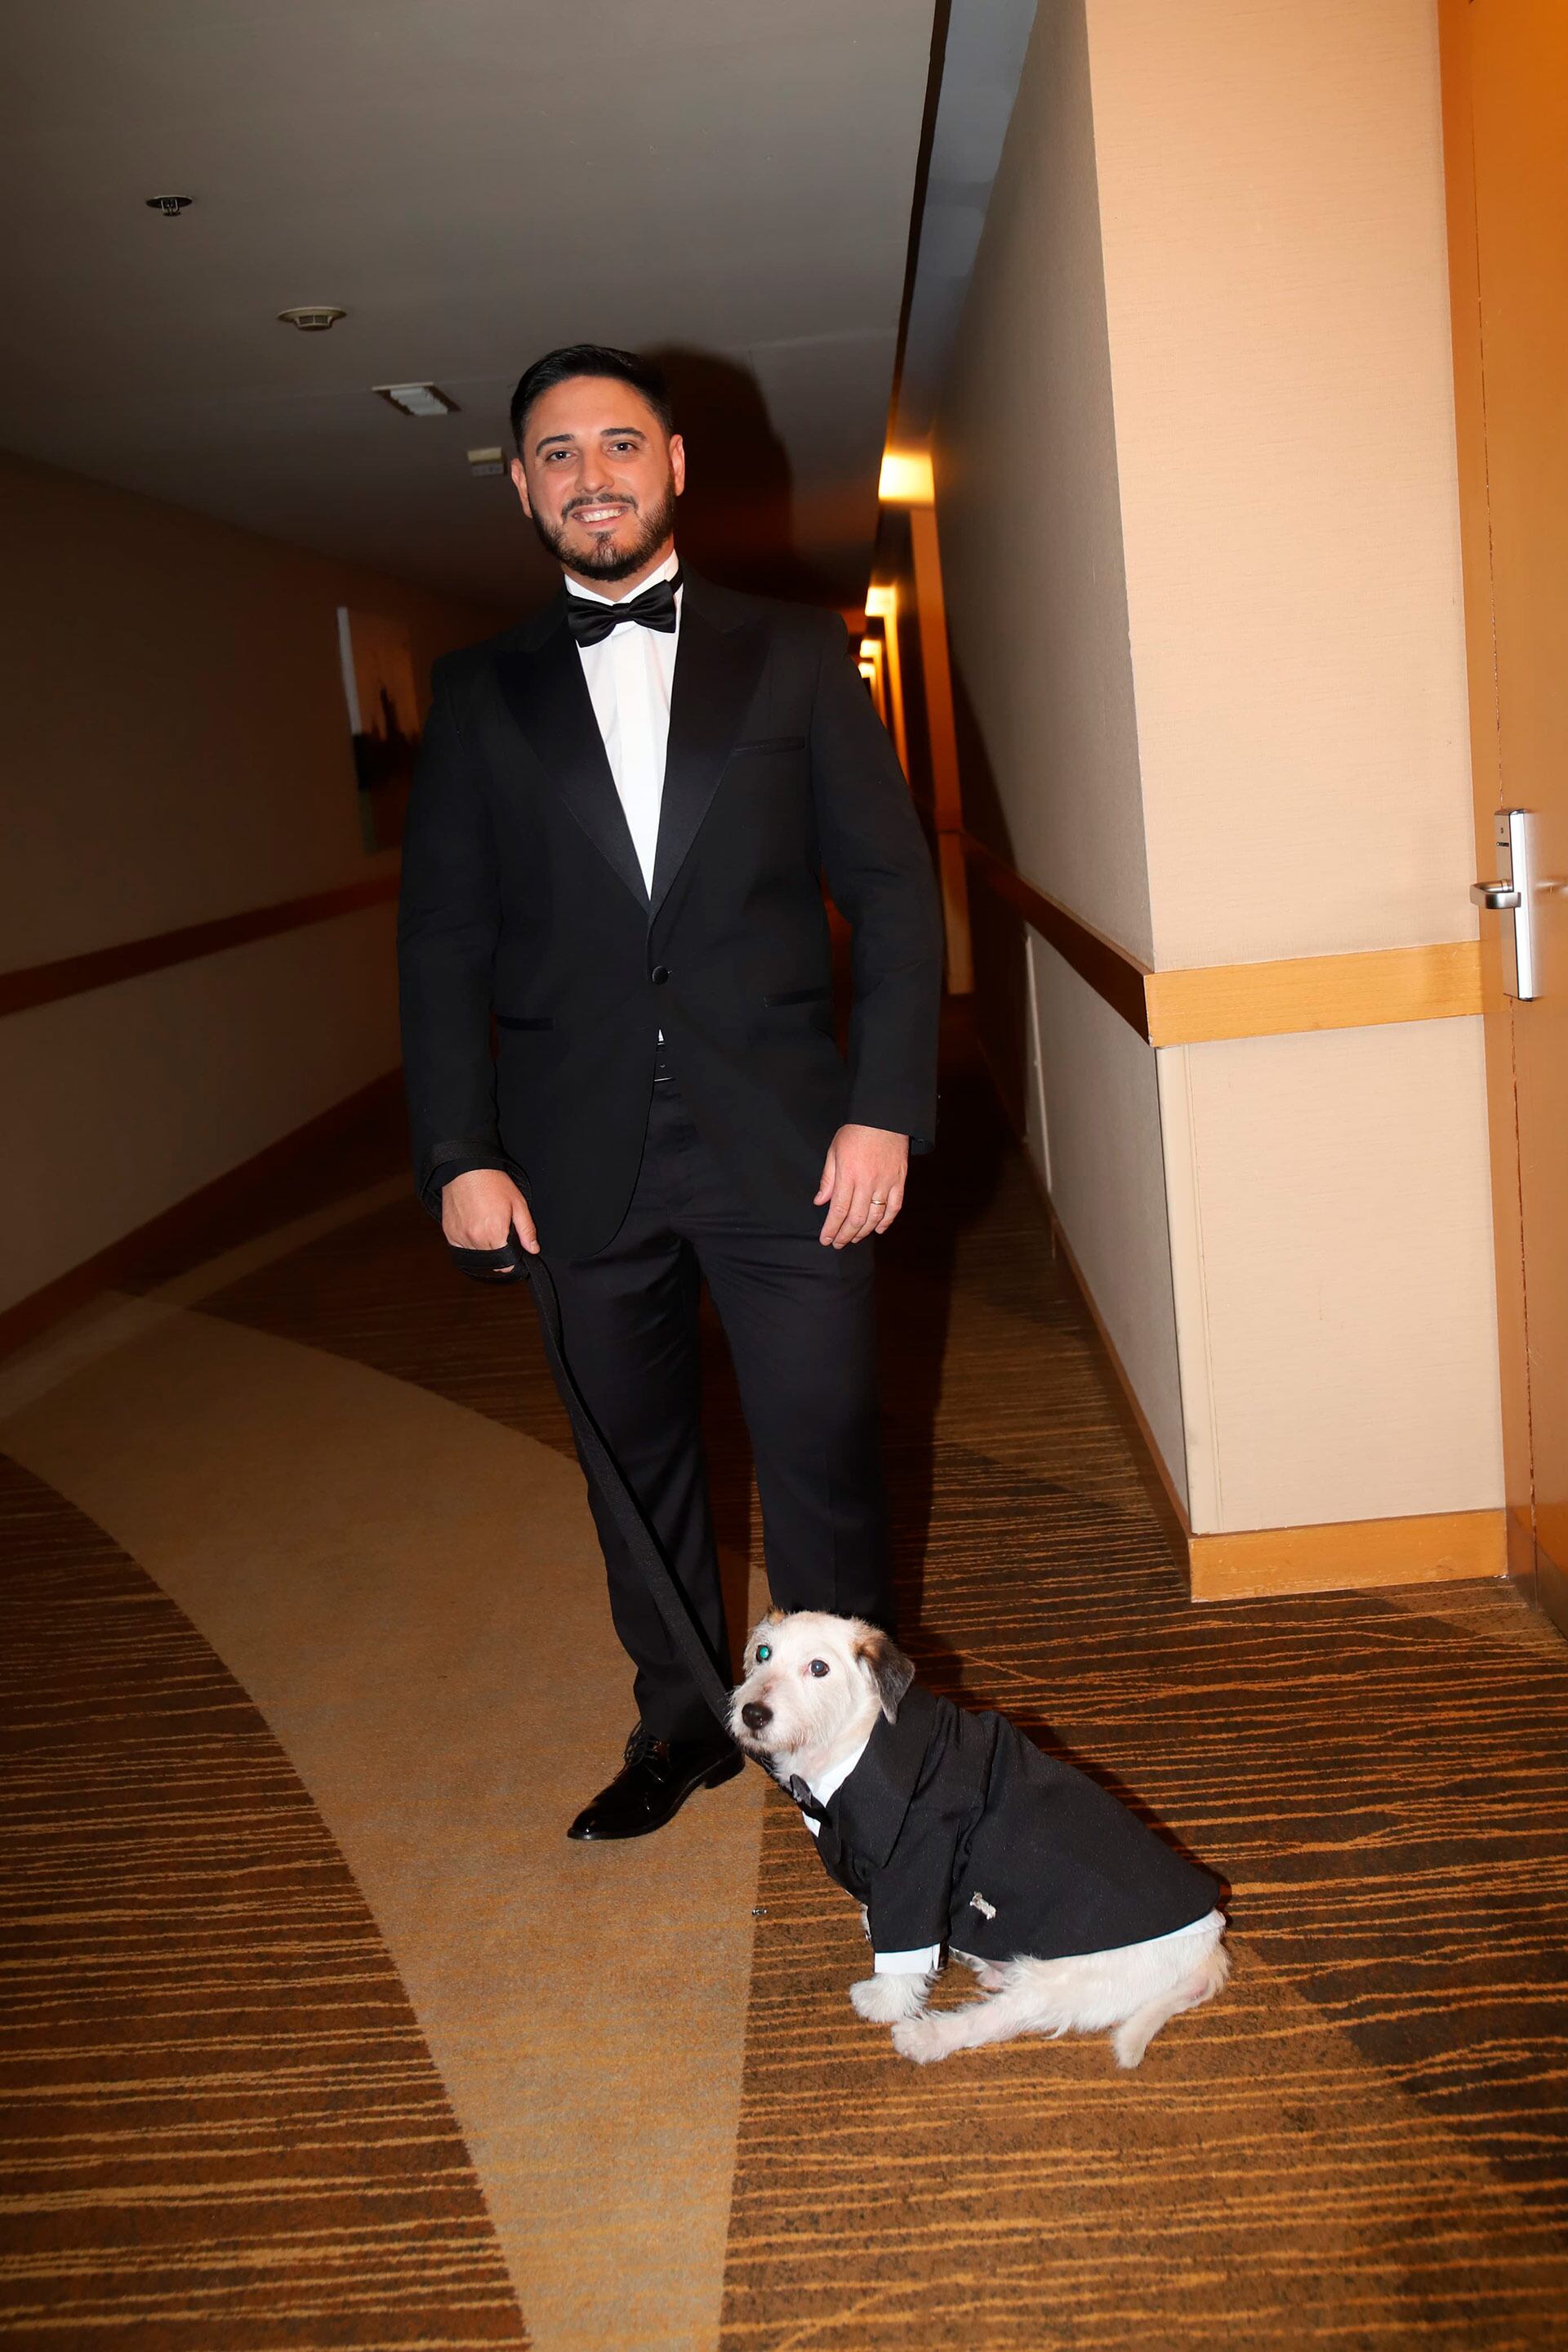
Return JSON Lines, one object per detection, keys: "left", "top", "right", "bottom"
{"left": 0, "top": 1069, "right": 406, "bottom": 1361}
{"left": 1188, "top": 1508, "right": 1507, "bottom": 1601}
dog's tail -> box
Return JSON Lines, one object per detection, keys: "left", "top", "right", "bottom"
{"left": 1112, "top": 1935, "right": 1230, "bottom": 2070}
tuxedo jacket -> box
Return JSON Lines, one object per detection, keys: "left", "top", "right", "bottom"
{"left": 800, "top": 1685, "right": 1220, "bottom": 1963}
{"left": 397, "top": 571, "right": 944, "bottom": 1258}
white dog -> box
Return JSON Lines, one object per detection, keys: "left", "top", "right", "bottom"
{"left": 730, "top": 1610, "right": 1228, "bottom": 2067}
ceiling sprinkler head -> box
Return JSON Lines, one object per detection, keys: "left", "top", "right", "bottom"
{"left": 278, "top": 305, "right": 347, "bottom": 333}
{"left": 145, "top": 194, "right": 194, "bottom": 217}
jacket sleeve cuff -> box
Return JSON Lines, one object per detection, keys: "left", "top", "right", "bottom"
{"left": 417, "top": 1143, "right": 508, "bottom": 1218}
{"left": 874, "top": 1946, "right": 942, "bottom": 1976}
{"left": 843, "top": 1097, "right": 938, "bottom": 1152}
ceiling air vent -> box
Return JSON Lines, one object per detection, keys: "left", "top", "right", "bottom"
{"left": 467, "top": 447, "right": 505, "bottom": 477}
{"left": 373, "top": 383, "right": 460, "bottom": 418}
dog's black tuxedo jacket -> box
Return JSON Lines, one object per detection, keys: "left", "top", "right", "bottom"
{"left": 800, "top": 1686, "right": 1220, "bottom": 1962}
{"left": 397, "top": 572, "right": 943, "bottom": 1257}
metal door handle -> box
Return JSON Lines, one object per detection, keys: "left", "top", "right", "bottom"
{"left": 1473, "top": 810, "right": 1539, "bottom": 1000}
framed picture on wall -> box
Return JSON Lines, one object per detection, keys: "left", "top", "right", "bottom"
{"left": 336, "top": 608, "right": 421, "bottom": 853}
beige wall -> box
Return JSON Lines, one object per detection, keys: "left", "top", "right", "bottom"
{"left": 938, "top": 0, "right": 1152, "bottom": 966}
{"left": 1160, "top": 1021, "right": 1502, "bottom": 1531}
{"left": 936, "top": 0, "right": 1188, "bottom": 1505}
{"left": 1087, "top": 0, "right": 1477, "bottom": 970}
{"left": 934, "top": 0, "right": 1503, "bottom": 1540}
{"left": 1, "top": 452, "right": 498, "bottom": 1314}
{"left": 1026, "top": 938, "right": 1186, "bottom": 1493}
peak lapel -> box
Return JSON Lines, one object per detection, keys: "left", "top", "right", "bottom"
{"left": 833, "top": 1686, "right": 942, "bottom": 1866}
{"left": 495, "top": 606, "right": 648, "bottom": 913}
{"left": 648, "top": 594, "right": 768, "bottom": 921}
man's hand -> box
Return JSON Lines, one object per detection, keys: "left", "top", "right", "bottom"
{"left": 441, "top": 1168, "right": 539, "bottom": 1255}
{"left": 814, "top": 1125, "right": 909, "bottom": 1248}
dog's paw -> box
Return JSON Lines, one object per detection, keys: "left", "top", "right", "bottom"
{"left": 891, "top": 2014, "right": 953, "bottom": 2065}
{"left": 850, "top": 1972, "right": 929, "bottom": 2024}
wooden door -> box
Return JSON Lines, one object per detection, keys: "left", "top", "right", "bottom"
{"left": 1441, "top": 0, "right": 1568, "bottom": 1632}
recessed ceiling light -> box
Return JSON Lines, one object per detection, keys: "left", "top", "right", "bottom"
{"left": 278, "top": 305, "right": 347, "bottom": 332}
{"left": 145, "top": 193, "right": 194, "bottom": 217}
{"left": 373, "top": 382, "right": 459, "bottom": 418}
{"left": 467, "top": 446, "right": 505, "bottom": 476}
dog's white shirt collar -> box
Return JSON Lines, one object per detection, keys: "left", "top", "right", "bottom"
{"left": 797, "top": 1735, "right": 940, "bottom": 1979}
{"left": 800, "top": 1735, "right": 872, "bottom": 1811}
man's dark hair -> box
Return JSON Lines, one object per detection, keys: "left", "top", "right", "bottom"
{"left": 510, "top": 344, "right": 674, "bottom": 451}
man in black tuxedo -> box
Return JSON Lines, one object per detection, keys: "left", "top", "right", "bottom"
{"left": 398, "top": 345, "right": 942, "bottom": 1841}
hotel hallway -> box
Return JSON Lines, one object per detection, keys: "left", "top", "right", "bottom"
{"left": 2, "top": 1031, "right": 1567, "bottom": 2350}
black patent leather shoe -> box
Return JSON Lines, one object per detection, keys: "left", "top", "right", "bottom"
{"left": 566, "top": 1723, "right": 743, "bottom": 1842}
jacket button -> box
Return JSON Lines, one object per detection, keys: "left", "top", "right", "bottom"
{"left": 650, "top": 965, "right": 670, "bottom": 985}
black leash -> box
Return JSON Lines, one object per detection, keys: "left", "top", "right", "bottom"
{"left": 452, "top": 1232, "right": 738, "bottom": 1736}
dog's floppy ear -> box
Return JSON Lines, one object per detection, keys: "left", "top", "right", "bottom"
{"left": 857, "top": 1628, "right": 915, "bottom": 1722}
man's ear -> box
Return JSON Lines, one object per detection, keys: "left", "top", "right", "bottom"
{"left": 857, "top": 1628, "right": 915, "bottom": 1722}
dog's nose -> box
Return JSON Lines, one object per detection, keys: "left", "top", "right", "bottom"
{"left": 742, "top": 1701, "right": 772, "bottom": 1732}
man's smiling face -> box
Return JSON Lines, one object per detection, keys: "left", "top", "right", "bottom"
{"left": 511, "top": 375, "right": 684, "bottom": 589}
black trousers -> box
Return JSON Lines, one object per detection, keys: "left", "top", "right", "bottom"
{"left": 540, "top": 1054, "right": 893, "bottom": 1742}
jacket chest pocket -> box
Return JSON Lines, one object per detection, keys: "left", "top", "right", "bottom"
{"left": 729, "top": 735, "right": 806, "bottom": 760}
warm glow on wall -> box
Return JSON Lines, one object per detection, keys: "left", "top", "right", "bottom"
{"left": 878, "top": 448, "right": 934, "bottom": 506}
{"left": 864, "top": 583, "right": 897, "bottom": 619}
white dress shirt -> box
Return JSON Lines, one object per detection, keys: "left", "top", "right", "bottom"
{"left": 565, "top": 550, "right": 682, "bottom": 893}
{"left": 800, "top": 1735, "right": 942, "bottom": 1977}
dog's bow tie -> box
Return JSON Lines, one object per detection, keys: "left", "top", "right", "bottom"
{"left": 786, "top": 1775, "right": 827, "bottom": 1823}
{"left": 564, "top": 569, "right": 682, "bottom": 647}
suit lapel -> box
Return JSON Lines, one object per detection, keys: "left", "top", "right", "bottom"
{"left": 830, "top": 1686, "right": 942, "bottom": 1868}
{"left": 495, "top": 599, "right": 648, "bottom": 912}
{"left": 648, "top": 587, "right": 768, "bottom": 921}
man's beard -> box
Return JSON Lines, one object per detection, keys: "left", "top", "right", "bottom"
{"left": 530, "top": 474, "right": 678, "bottom": 583}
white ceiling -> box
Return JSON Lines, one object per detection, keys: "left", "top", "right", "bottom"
{"left": 0, "top": 2, "right": 938, "bottom": 612}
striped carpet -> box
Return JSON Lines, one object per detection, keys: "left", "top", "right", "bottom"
{"left": 718, "top": 1059, "right": 1568, "bottom": 2348}
{"left": 3, "top": 1033, "right": 1568, "bottom": 2345}
{"left": 0, "top": 1454, "right": 528, "bottom": 2348}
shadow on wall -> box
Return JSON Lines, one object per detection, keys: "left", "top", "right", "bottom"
{"left": 651, "top": 346, "right": 843, "bottom": 608}
{"left": 946, "top": 649, "right": 1032, "bottom": 1138}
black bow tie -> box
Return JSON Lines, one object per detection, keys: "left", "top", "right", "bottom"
{"left": 786, "top": 1775, "right": 827, "bottom": 1823}
{"left": 564, "top": 568, "right": 683, "bottom": 648}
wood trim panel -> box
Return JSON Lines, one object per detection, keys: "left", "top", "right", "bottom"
{"left": 0, "top": 1071, "right": 405, "bottom": 1362}
{"left": 1188, "top": 1508, "right": 1506, "bottom": 1602}
{"left": 908, "top": 506, "right": 975, "bottom": 996}
{"left": 0, "top": 874, "right": 400, "bottom": 1019}
{"left": 1144, "top": 940, "right": 1483, "bottom": 1046}
{"left": 961, "top": 835, "right": 1152, "bottom": 1039}
{"left": 961, "top": 834, "right": 1481, "bottom": 1046}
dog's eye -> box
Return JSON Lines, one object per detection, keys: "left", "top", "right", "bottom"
{"left": 808, "top": 1659, "right": 830, "bottom": 1677}
{"left": 755, "top": 1644, "right": 771, "bottom": 1664}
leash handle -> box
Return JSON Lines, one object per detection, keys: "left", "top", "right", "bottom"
{"left": 453, "top": 1232, "right": 738, "bottom": 1734}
